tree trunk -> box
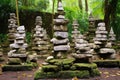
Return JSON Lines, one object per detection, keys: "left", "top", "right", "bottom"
{"left": 78, "top": 0, "right": 83, "bottom": 10}
{"left": 104, "top": 0, "right": 118, "bottom": 32}
{"left": 85, "top": 0, "right": 88, "bottom": 14}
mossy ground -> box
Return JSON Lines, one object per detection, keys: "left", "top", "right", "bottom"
{"left": 2, "top": 62, "right": 38, "bottom": 71}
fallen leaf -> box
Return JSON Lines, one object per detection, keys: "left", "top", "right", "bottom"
{"left": 72, "top": 76, "right": 78, "bottom": 80}
{"left": 17, "top": 76, "right": 21, "bottom": 80}
{"left": 100, "top": 71, "right": 102, "bottom": 74}
{"left": 27, "top": 74, "right": 32, "bottom": 78}
{"left": 103, "top": 72, "right": 109, "bottom": 74}
{"left": 105, "top": 75, "right": 109, "bottom": 78}
{"left": 22, "top": 73, "right": 27, "bottom": 77}
{"left": 116, "top": 73, "right": 120, "bottom": 75}
{"left": 111, "top": 74, "right": 116, "bottom": 77}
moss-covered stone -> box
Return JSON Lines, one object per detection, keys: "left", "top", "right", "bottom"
{"left": 93, "top": 60, "right": 120, "bottom": 67}
{"left": 47, "top": 58, "right": 75, "bottom": 66}
{"left": 34, "top": 70, "right": 90, "bottom": 80}
{"left": 72, "top": 63, "right": 97, "bottom": 70}
{"left": 90, "top": 68, "right": 100, "bottom": 77}
{"left": 8, "top": 58, "right": 21, "bottom": 65}
{"left": 2, "top": 62, "right": 36, "bottom": 71}
{"left": 42, "top": 65, "right": 59, "bottom": 72}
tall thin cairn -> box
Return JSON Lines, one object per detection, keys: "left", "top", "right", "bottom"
{"left": 71, "top": 20, "right": 80, "bottom": 51}
{"left": 32, "top": 16, "right": 50, "bottom": 56}
{"left": 72, "top": 20, "right": 93, "bottom": 63}
{"left": 86, "top": 13, "right": 96, "bottom": 43}
{"left": 109, "top": 27, "right": 116, "bottom": 45}
{"left": 8, "top": 13, "right": 18, "bottom": 44}
{"left": 94, "top": 22, "right": 116, "bottom": 59}
{"left": 0, "top": 45, "right": 4, "bottom": 62}
{"left": 51, "top": 1, "right": 70, "bottom": 58}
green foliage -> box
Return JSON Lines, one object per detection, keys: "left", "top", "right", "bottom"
{"left": 63, "top": 2, "right": 88, "bottom": 39}
{"left": 0, "top": 34, "right": 8, "bottom": 45}
{"left": 18, "top": 0, "right": 49, "bottom": 11}
{"left": 89, "top": 0, "right": 104, "bottom": 19}
{"left": 26, "top": 32, "right": 32, "bottom": 44}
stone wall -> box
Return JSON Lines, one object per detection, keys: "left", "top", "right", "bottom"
{"left": 0, "top": 10, "right": 53, "bottom": 38}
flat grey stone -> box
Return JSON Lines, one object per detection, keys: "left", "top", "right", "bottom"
{"left": 100, "top": 48, "right": 116, "bottom": 54}
{"left": 54, "top": 45, "right": 70, "bottom": 51}
{"left": 51, "top": 38, "right": 68, "bottom": 44}
{"left": 54, "top": 32, "right": 68, "bottom": 38}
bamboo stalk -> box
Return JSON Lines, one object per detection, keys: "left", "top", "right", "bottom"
{"left": 15, "top": 0, "right": 20, "bottom": 26}
{"left": 51, "top": 0, "right": 55, "bottom": 38}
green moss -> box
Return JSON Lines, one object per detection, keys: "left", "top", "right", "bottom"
{"left": 8, "top": 58, "right": 21, "bottom": 65}
{"left": 93, "top": 60, "right": 120, "bottom": 67}
{"left": 72, "top": 63, "right": 97, "bottom": 70}
{"left": 42, "top": 65, "right": 59, "bottom": 72}
{"left": 59, "top": 70, "right": 90, "bottom": 78}
{"left": 90, "top": 68, "right": 100, "bottom": 76}
{"left": 2, "top": 62, "right": 36, "bottom": 71}
{"left": 47, "top": 58, "right": 75, "bottom": 66}
{"left": 34, "top": 70, "right": 90, "bottom": 80}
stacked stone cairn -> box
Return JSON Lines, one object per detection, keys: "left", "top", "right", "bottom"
{"left": 8, "top": 13, "right": 18, "bottom": 44}
{"left": 0, "top": 45, "right": 4, "bottom": 62}
{"left": 7, "top": 26, "right": 28, "bottom": 65}
{"left": 32, "top": 16, "right": 50, "bottom": 58}
{"left": 86, "top": 13, "right": 96, "bottom": 43}
{"left": 71, "top": 20, "right": 93, "bottom": 63}
{"left": 34, "top": 1, "right": 100, "bottom": 79}
{"left": 109, "top": 27, "right": 116, "bottom": 45}
{"left": 94, "top": 22, "right": 116, "bottom": 59}
{"left": 71, "top": 20, "right": 80, "bottom": 52}
{"left": 50, "top": 1, "right": 70, "bottom": 58}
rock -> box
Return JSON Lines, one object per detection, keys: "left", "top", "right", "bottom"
{"left": 8, "top": 58, "right": 21, "bottom": 65}
{"left": 28, "top": 54, "right": 37, "bottom": 62}
{"left": 106, "top": 42, "right": 112, "bottom": 48}
{"left": 54, "top": 45, "right": 70, "bottom": 51}
{"left": 72, "top": 53, "right": 92, "bottom": 59}
{"left": 46, "top": 56, "right": 54, "bottom": 61}
{"left": 8, "top": 53, "right": 27, "bottom": 58}
{"left": 54, "top": 32, "right": 68, "bottom": 38}
{"left": 51, "top": 38, "right": 68, "bottom": 44}
{"left": 17, "top": 26, "right": 25, "bottom": 31}
{"left": 100, "top": 48, "right": 116, "bottom": 54}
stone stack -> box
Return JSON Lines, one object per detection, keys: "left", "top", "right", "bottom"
{"left": 0, "top": 45, "right": 4, "bottom": 62}
{"left": 51, "top": 1, "right": 70, "bottom": 58}
{"left": 8, "top": 13, "right": 18, "bottom": 44}
{"left": 94, "top": 22, "right": 116, "bottom": 59}
{"left": 109, "top": 27, "right": 116, "bottom": 45}
{"left": 32, "top": 16, "right": 50, "bottom": 55}
{"left": 71, "top": 20, "right": 92, "bottom": 62}
{"left": 8, "top": 26, "right": 28, "bottom": 64}
{"left": 71, "top": 20, "right": 80, "bottom": 53}
{"left": 86, "top": 13, "right": 96, "bottom": 43}
{"left": 72, "top": 32, "right": 93, "bottom": 63}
